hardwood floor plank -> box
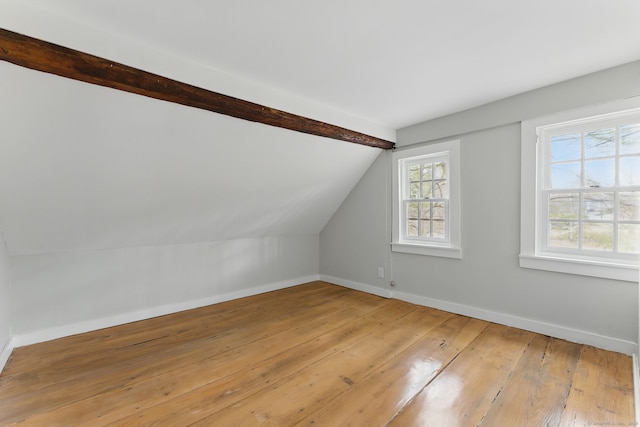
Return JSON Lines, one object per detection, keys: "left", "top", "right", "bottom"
{"left": 295, "top": 314, "right": 488, "bottom": 426}
{"left": 477, "top": 335, "right": 582, "bottom": 426}
{"left": 0, "top": 282, "right": 633, "bottom": 427}
{"left": 559, "top": 346, "right": 634, "bottom": 426}
{"left": 2, "top": 282, "right": 343, "bottom": 379}
{"left": 188, "top": 306, "right": 455, "bottom": 426}
{"left": 11, "top": 293, "right": 396, "bottom": 426}
{"left": 0, "top": 285, "right": 383, "bottom": 425}
{"left": 0, "top": 283, "right": 359, "bottom": 393}
{"left": 103, "top": 300, "right": 420, "bottom": 426}
{"left": 387, "top": 323, "right": 534, "bottom": 427}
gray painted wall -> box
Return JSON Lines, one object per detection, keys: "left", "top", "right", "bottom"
{"left": 320, "top": 151, "right": 391, "bottom": 289}
{"left": 320, "top": 60, "right": 640, "bottom": 351}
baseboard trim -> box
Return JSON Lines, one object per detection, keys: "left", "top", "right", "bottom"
{"left": 12, "top": 275, "right": 320, "bottom": 348}
{"left": 391, "top": 289, "right": 637, "bottom": 355}
{"left": 10, "top": 274, "right": 635, "bottom": 356}
{"left": 319, "top": 275, "right": 391, "bottom": 298}
{"left": 0, "top": 337, "right": 15, "bottom": 374}
{"left": 319, "top": 275, "right": 636, "bottom": 355}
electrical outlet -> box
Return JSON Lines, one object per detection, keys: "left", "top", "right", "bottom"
{"left": 377, "top": 267, "right": 384, "bottom": 278}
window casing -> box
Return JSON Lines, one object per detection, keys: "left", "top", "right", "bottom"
{"left": 392, "top": 140, "right": 461, "bottom": 258}
{"left": 520, "top": 98, "right": 640, "bottom": 282}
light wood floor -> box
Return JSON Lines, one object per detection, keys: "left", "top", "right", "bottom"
{"left": 0, "top": 281, "right": 634, "bottom": 426}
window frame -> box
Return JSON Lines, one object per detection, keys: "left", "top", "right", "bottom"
{"left": 392, "top": 140, "right": 461, "bottom": 259}
{"left": 520, "top": 97, "right": 640, "bottom": 282}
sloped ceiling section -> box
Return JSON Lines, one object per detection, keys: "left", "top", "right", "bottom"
{"left": 13, "top": 0, "right": 640, "bottom": 129}
{"left": 0, "top": 62, "right": 380, "bottom": 256}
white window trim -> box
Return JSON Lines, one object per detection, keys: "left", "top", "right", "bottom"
{"left": 392, "top": 140, "right": 461, "bottom": 259}
{"left": 520, "top": 97, "right": 640, "bottom": 282}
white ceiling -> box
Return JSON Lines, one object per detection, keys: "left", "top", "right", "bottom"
{"left": 16, "top": 0, "right": 640, "bottom": 129}
{"left": 1, "top": 1, "right": 639, "bottom": 257}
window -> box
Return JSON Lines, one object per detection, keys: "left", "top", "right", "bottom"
{"left": 392, "top": 140, "right": 461, "bottom": 258}
{"left": 521, "top": 98, "right": 640, "bottom": 281}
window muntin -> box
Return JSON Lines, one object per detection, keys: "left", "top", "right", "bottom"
{"left": 401, "top": 154, "right": 449, "bottom": 243}
{"left": 392, "top": 139, "right": 461, "bottom": 259}
{"left": 539, "top": 113, "right": 640, "bottom": 261}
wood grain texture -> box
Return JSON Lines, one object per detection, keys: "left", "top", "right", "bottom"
{"left": 190, "top": 306, "right": 455, "bottom": 426}
{"left": 387, "top": 323, "right": 535, "bottom": 427}
{"left": 478, "top": 335, "right": 582, "bottom": 426}
{"left": 106, "top": 299, "right": 414, "bottom": 427}
{"left": 0, "top": 28, "right": 394, "bottom": 150}
{"left": 297, "top": 314, "right": 489, "bottom": 426}
{"left": 0, "top": 282, "right": 634, "bottom": 426}
{"left": 558, "top": 345, "right": 635, "bottom": 426}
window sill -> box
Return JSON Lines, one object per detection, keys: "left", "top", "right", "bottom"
{"left": 392, "top": 242, "right": 462, "bottom": 259}
{"left": 519, "top": 253, "right": 638, "bottom": 282}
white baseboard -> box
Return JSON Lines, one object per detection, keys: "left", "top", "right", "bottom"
{"left": 319, "top": 275, "right": 636, "bottom": 355}
{"left": 0, "top": 336, "right": 15, "bottom": 374}
{"left": 9, "top": 274, "right": 636, "bottom": 357}
{"left": 319, "top": 275, "right": 391, "bottom": 299}
{"left": 391, "top": 290, "right": 637, "bottom": 355}
{"left": 12, "top": 275, "right": 320, "bottom": 348}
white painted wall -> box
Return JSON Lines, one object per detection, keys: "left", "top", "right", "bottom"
{"left": 0, "top": 18, "right": 380, "bottom": 345}
{"left": 320, "top": 60, "right": 640, "bottom": 354}
{"left": 0, "top": 227, "right": 12, "bottom": 366}
{"left": 0, "top": 62, "right": 379, "bottom": 256}
{"left": 11, "top": 235, "right": 318, "bottom": 344}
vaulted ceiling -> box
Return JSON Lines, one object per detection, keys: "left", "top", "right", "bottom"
{"left": 6, "top": 0, "right": 639, "bottom": 129}
{"left": 0, "top": 61, "right": 380, "bottom": 255}
{"left": 1, "top": 0, "right": 639, "bottom": 256}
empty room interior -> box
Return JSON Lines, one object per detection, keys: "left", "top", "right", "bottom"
{"left": 1, "top": 1, "right": 640, "bottom": 425}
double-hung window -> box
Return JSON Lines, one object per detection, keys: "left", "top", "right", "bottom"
{"left": 521, "top": 98, "right": 640, "bottom": 281}
{"left": 392, "top": 140, "right": 461, "bottom": 258}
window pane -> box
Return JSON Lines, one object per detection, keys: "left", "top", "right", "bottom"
{"left": 409, "top": 165, "right": 420, "bottom": 182}
{"left": 584, "top": 128, "right": 615, "bottom": 158}
{"left": 620, "top": 156, "right": 640, "bottom": 186}
{"left": 621, "top": 124, "right": 640, "bottom": 155}
{"left": 434, "top": 161, "right": 447, "bottom": 179}
{"left": 584, "top": 159, "right": 615, "bottom": 187}
{"left": 408, "top": 202, "right": 418, "bottom": 220}
{"left": 420, "top": 202, "right": 431, "bottom": 219}
{"left": 410, "top": 183, "right": 420, "bottom": 199}
{"left": 420, "top": 220, "right": 431, "bottom": 237}
{"left": 549, "top": 193, "right": 579, "bottom": 219}
{"left": 433, "top": 180, "right": 447, "bottom": 198}
{"left": 618, "top": 224, "right": 640, "bottom": 254}
{"left": 551, "top": 162, "right": 580, "bottom": 188}
{"left": 549, "top": 221, "right": 578, "bottom": 248}
{"left": 620, "top": 192, "right": 640, "bottom": 221}
{"left": 421, "top": 163, "right": 432, "bottom": 180}
{"left": 583, "top": 192, "right": 614, "bottom": 220}
{"left": 432, "top": 220, "right": 445, "bottom": 239}
{"left": 432, "top": 202, "right": 445, "bottom": 220}
{"left": 408, "top": 220, "right": 418, "bottom": 237}
{"left": 582, "top": 222, "right": 613, "bottom": 251}
{"left": 551, "top": 133, "right": 581, "bottom": 162}
{"left": 421, "top": 182, "right": 432, "bottom": 199}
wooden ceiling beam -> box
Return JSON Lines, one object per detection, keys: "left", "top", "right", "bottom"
{"left": 0, "top": 28, "right": 394, "bottom": 150}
